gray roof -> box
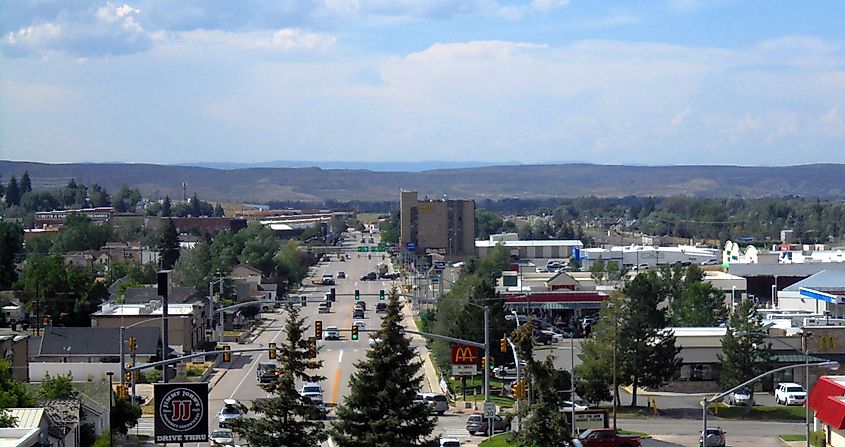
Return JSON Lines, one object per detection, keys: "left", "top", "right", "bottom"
{"left": 38, "top": 326, "right": 159, "bottom": 356}
{"left": 39, "top": 399, "right": 80, "bottom": 437}
{"left": 727, "top": 263, "right": 835, "bottom": 278}
{"left": 784, "top": 269, "right": 845, "bottom": 291}
{"left": 123, "top": 286, "right": 199, "bottom": 304}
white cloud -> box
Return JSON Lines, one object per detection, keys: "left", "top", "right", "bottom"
{"left": 671, "top": 108, "right": 692, "bottom": 126}
{"left": 531, "top": 0, "right": 570, "bottom": 11}
{"left": 254, "top": 28, "right": 337, "bottom": 51}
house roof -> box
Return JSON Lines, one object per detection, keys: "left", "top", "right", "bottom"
{"left": 784, "top": 269, "right": 845, "bottom": 292}
{"left": 123, "top": 286, "right": 199, "bottom": 304}
{"left": 6, "top": 409, "right": 45, "bottom": 429}
{"left": 38, "top": 326, "right": 159, "bottom": 356}
{"left": 38, "top": 400, "right": 80, "bottom": 437}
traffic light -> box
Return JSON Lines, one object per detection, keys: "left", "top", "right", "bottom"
{"left": 308, "top": 338, "right": 317, "bottom": 358}
{"left": 379, "top": 289, "right": 385, "bottom": 300}
{"left": 315, "top": 320, "right": 323, "bottom": 340}
{"left": 128, "top": 336, "right": 137, "bottom": 354}
{"left": 223, "top": 345, "right": 231, "bottom": 362}
{"left": 351, "top": 325, "right": 359, "bottom": 341}
{"left": 268, "top": 342, "right": 277, "bottom": 360}
{"left": 354, "top": 289, "right": 360, "bottom": 300}
{"left": 500, "top": 337, "right": 507, "bottom": 353}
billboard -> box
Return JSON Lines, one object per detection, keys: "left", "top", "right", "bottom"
{"left": 451, "top": 345, "right": 478, "bottom": 365}
{"left": 154, "top": 383, "right": 209, "bottom": 443}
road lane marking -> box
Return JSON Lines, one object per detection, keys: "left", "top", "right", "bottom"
{"left": 331, "top": 368, "right": 342, "bottom": 406}
{"left": 228, "top": 314, "right": 287, "bottom": 400}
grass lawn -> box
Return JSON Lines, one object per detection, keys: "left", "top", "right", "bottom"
{"left": 479, "top": 433, "right": 516, "bottom": 447}
{"left": 712, "top": 403, "right": 805, "bottom": 421}
{"left": 779, "top": 434, "right": 806, "bottom": 441}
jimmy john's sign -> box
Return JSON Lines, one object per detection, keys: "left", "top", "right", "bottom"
{"left": 154, "top": 383, "right": 208, "bottom": 443}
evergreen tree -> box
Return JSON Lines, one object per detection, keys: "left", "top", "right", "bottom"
{"left": 718, "top": 299, "right": 773, "bottom": 389}
{"left": 331, "top": 288, "right": 436, "bottom": 447}
{"left": 162, "top": 196, "right": 172, "bottom": 217}
{"left": 0, "top": 221, "right": 23, "bottom": 289}
{"left": 5, "top": 177, "right": 20, "bottom": 206}
{"left": 20, "top": 171, "right": 32, "bottom": 194}
{"left": 618, "top": 272, "right": 682, "bottom": 406}
{"left": 159, "top": 218, "right": 180, "bottom": 269}
{"left": 234, "top": 304, "right": 327, "bottom": 446}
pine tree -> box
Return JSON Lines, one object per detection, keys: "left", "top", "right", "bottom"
{"left": 159, "top": 218, "right": 180, "bottom": 269}
{"left": 234, "top": 304, "right": 327, "bottom": 446}
{"left": 330, "top": 288, "right": 437, "bottom": 447}
{"left": 20, "top": 171, "right": 32, "bottom": 194}
{"left": 162, "top": 196, "right": 172, "bottom": 217}
{"left": 618, "top": 272, "right": 681, "bottom": 406}
{"left": 718, "top": 299, "right": 773, "bottom": 389}
{"left": 5, "top": 177, "right": 20, "bottom": 206}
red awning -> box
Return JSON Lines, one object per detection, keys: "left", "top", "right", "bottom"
{"left": 810, "top": 376, "right": 845, "bottom": 411}
{"left": 817, "top": 397, "right": 845, "bottom": 430}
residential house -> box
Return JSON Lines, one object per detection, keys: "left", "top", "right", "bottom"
{"left": 0, "top": 328, "right": 30, "bottom": 381}
{"left": 40, "top": 400, "right": 80, "bottom": 447}
{"left": 31, "top": 326, "right": 159, "bottom": 363}
{"left": 3, "top": 408, "right": 50, "bottom": 447}
{"left": 90, "top": 302, "right": 206, "bottom": 354}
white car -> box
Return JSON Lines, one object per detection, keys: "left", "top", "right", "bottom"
{"left": 540, "top": 330, "right": 564, "bottom": 343}
{"left": 775, "top": 382, "right": 807, "bottom": 405}
{"left": 217, "top": 399, "right": 243, "bottom": 428}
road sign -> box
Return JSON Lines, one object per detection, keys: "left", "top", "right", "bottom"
{"left": 483, "top": 402, "right": 496, "bottom": 417}
{"left": 451, "top": 364, "right": 477, "bottom": 376}
{"left": 154, "top": 382, "right": 208, "bottom": 443}
{"left": 451, "top": 345, "right": 478, "bottom": 365}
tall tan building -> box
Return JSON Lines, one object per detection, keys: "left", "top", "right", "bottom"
{"left": 400, "top": 191, "right": 475, "bottom": 257}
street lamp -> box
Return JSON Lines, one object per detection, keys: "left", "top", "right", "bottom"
{"left": 106, "top": 371, "right": 114, "bottom": 447}
{"left": 701, "top": 361, "right": 839, "bottom": 446}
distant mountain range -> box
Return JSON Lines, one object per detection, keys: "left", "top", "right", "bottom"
{"left": 2, "top": 160, "right": 845, "bottom": 203}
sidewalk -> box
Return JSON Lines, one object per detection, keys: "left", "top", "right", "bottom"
{"left": 400, "top": 299, "right": 443, "bottom": 395}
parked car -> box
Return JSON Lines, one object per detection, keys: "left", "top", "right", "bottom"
{"left": 256, "top": 361, "right": 279, "bottom": 383}
{"left": 699, "top": 427, "right": 726, "bottom": 447}
{"left": 376, "top": 303, "right": 387, "bottom": 313}
{"left": 465, "top": 413, "right": 511, "bottom": 435}
{"left": 209, "top": 429, "right": 235, "bottom": 446}
{"left": 728, "top": 388, "right": 755, "bottom": 406}
{"left": 533, "top": 330, "right": 552, "bottom": 345}
{"left": 324, "top": 326, "right": 340, "bottom": 340}
{"left": 418, "top": 392, "right": 449, "bottom": 415}
{"left": 572, "top": 429, "right": 641, "bottom": 447}
{"left": 217, "top": 399, "right": 244, "bottom": 428}
{"left": 775, "top": 382, "right": 807, "bottom": 405}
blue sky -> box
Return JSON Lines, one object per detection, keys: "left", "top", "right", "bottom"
{"left": 1, "top": 0, "right": 843, "bottom": 166}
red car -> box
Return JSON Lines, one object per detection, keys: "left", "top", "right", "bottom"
{"left": 572, "top": 429, "right": 641, "bottom": 447}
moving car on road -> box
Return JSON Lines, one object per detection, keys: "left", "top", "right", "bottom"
{"left": 217, "top": 399, "right": 244, "bottom": 428}
{"left": 257, "top": 361, "right": 279, "bottom": 383}
{"left": 699, "top": 427, "right": 726, "bottom": 447}
{"left": 209, "top": 429, "right": 235, "bottom": 446}
{"left": 571, "top": 429, "right": 641, "bottom": 447}
{"left": 324, "top": 326, "right": 340, "bottom": 340}
{"left": 465, "top": 413, "right": 511, "bottom": 436}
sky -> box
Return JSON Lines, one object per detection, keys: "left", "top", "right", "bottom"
{"left": 0, "top": 0, "right": 843, "bottom": 166}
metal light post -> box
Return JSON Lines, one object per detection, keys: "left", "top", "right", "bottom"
{"left": 702, "top": 361, "right": 838, "bottom": 445}
{"left": 106, "top": 371, "right": 114, "bottom": 447}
